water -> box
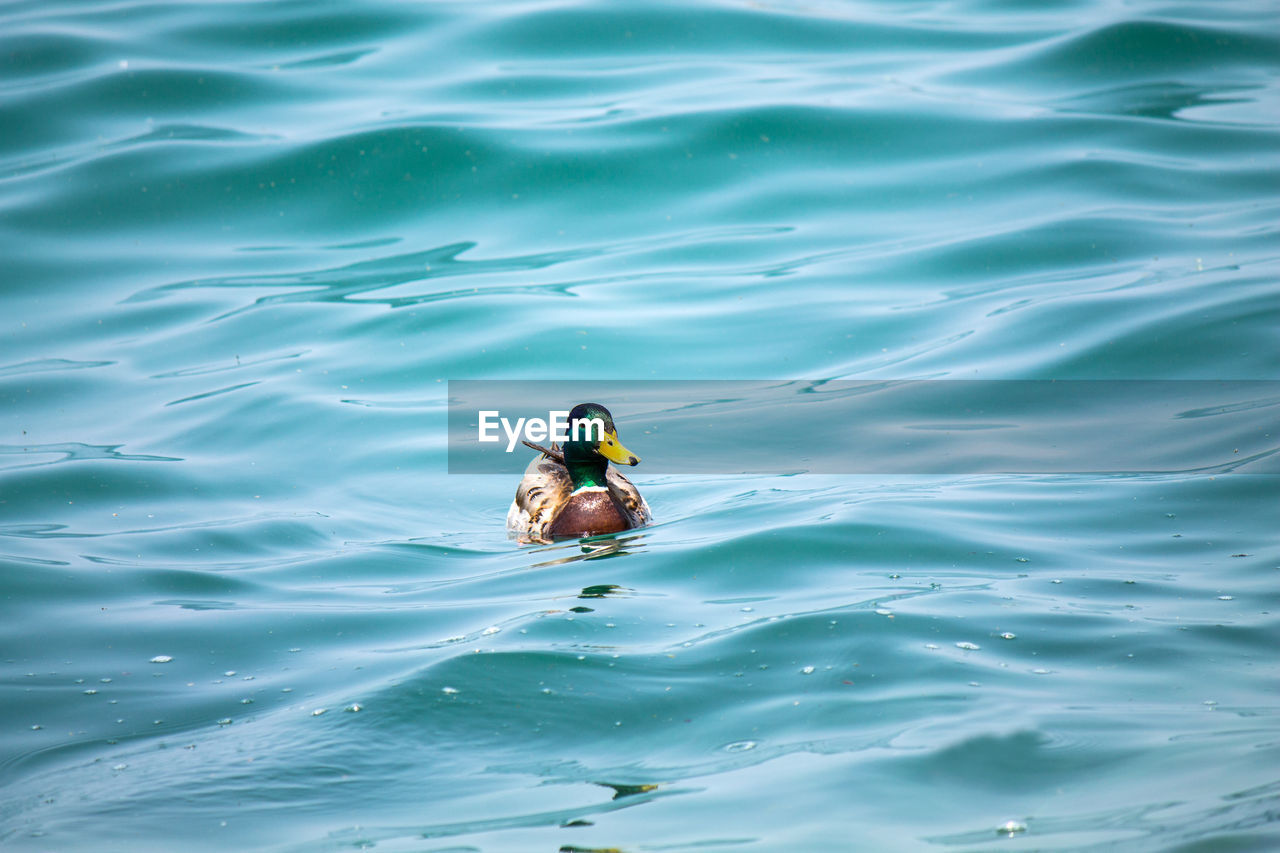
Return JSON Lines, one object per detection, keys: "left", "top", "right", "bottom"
{"left": 2, "top": 0, "right": 1278, "bottom": 850}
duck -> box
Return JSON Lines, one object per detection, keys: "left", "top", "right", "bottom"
{"left": 507, "top": 402, "right": 651, "bottom": 543}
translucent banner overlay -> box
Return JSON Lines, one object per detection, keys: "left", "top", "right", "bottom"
{"left": 447, "top": 380, "right": 1280, "bottom": 474}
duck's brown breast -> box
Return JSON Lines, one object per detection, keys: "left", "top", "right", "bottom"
{"left": 547, "top": 490, "right": 631, "bottom": 538}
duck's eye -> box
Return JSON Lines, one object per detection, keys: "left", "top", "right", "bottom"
{"left": 606, "top": 439, "right": 614, "bottom": 446}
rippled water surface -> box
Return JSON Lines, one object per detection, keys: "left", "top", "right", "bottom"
{"left": 2, "top": 0, "right": 1278, "bottom": 850}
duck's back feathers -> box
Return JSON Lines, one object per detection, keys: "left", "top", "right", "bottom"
{"left": 507, "top": 451, "right": 650, "bottom": 543}
{"left": 506, "top": 453, "right": 571, "bottom": 542}
{"left": 605, "top": 468, "right": 650, "bottom": 526}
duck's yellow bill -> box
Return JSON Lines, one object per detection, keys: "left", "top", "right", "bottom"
{"left": 598, "top": 429, "right": 640, "bottom": 466}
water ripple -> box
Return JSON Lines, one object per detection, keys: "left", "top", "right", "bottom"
{"left": 0, "top": 358, "right": 113, "bottom": 378}
{"left": 0, "top": 442, "right": 181, "bottom": 471}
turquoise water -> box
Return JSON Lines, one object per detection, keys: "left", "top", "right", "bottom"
{"left": 2, "top": 0, "right": 1278, "bottom": 849}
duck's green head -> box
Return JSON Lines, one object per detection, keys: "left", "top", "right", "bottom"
{"left": 563, "top": 402, "right": 639, "bottom": 489}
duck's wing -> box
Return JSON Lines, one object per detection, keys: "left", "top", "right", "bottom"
{"left": 607, "top": 467, "right": 652, "bottom": 526}
{"left": 507, "top": 453, "right": 571, "bottom": 543}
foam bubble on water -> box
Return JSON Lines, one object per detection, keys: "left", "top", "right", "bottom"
{"left": 441, "top": 686, "right": 459, "bottom": 694}
{"left": 481, "top": 626, "right": 500, "bottom": 636}
{"left": 997, "top": 820, "right": 1027, "bottom": 835}
{"left": 216, "top": 718, "right": 231, "bottom": 725}
{"left": 1218, "top": 595, "right": 1234, "bottom": 600}
{"left": 875, "top": 608, "right": 892, "bottom": 616}
{"left": 800, "top": 665, "right": 815, "bottom": 674}
{"left": 955, "top": 641, "right": 981, "bottom": 650}
{"left": 925, "top": 643, "right": 939, "bottom": 650}
{"left": 1000, "top": 632, "right": 1016, "bottom": 640}
{"left": 112, "top": 763, "right": 128, "bottom": 771}
{"left": 344, "top": 703, "right": 362, "bottom": 712}
{"left": 149, "top": 655, "right": 172, "bottom": 664}
{"left": 723, "top": 740, "right": 757, "bottom": 752}
{"left": 224, "top": 671, "right": 236, "bottom": 677}
{"left": 311, "top": 708, "right": 327, "bottom": 716}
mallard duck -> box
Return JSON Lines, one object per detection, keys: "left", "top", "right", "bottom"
{"left": 507, "top": 402, "right": 651, "bottom": 543}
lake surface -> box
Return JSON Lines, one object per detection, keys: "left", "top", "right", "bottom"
{"left": 1, "top": 0, "right": 1278, "bottom": 850}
